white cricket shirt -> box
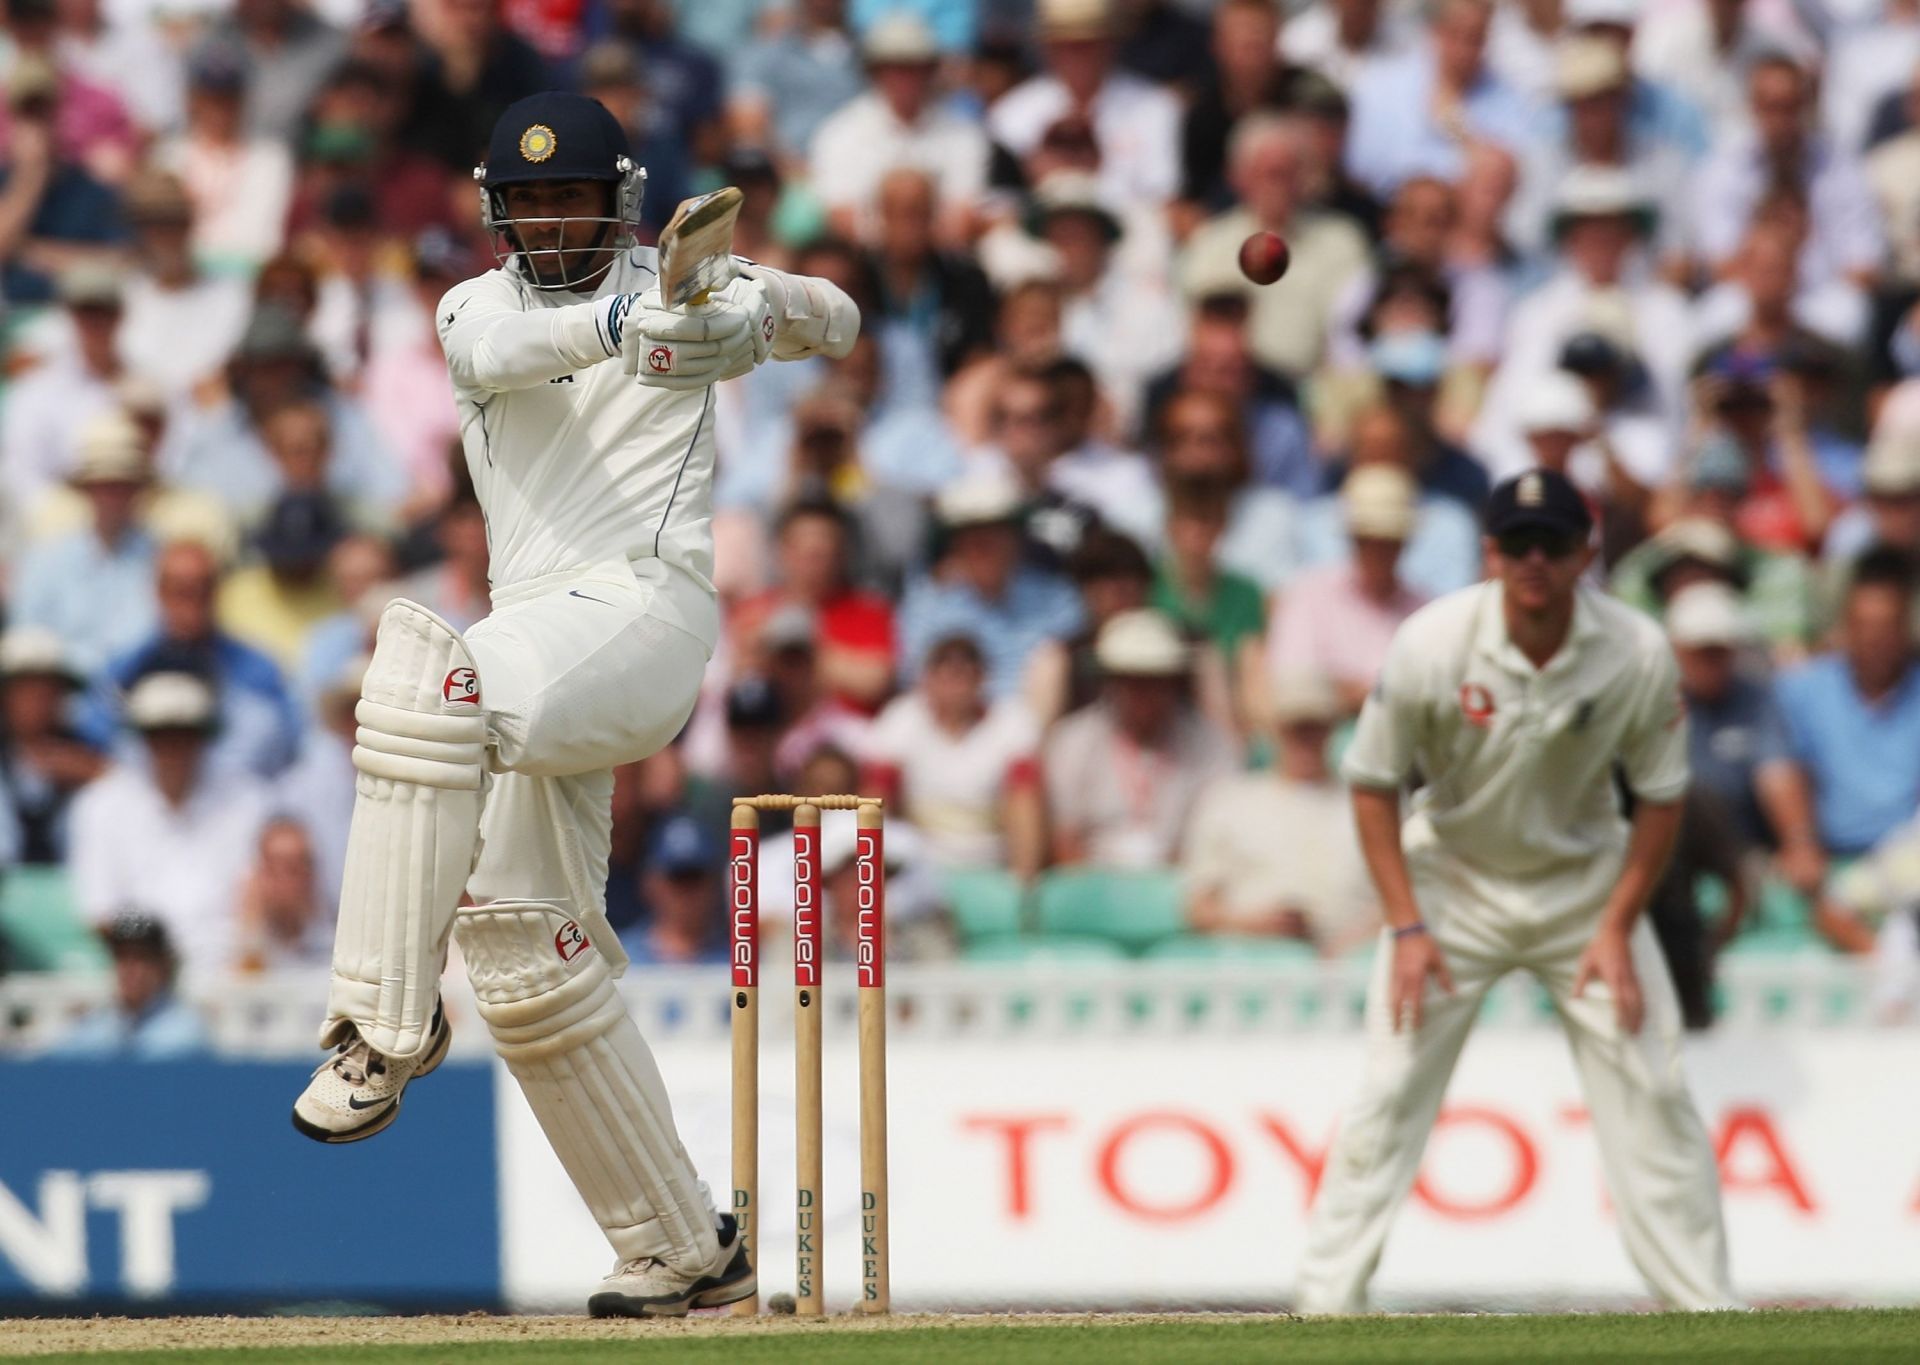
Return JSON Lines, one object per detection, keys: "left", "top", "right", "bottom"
{"left": 1343, "top": 582, "right": 1689, "bottom": 886}
{"left": 435, "top": 248, "right": 722, "bottom": 645}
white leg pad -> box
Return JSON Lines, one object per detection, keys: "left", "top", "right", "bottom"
{"left": 456, "top": 899, "right": 721, "bottom": 1273}
{"left": 324, "top": 599, "right": 489, "bottom": 1058}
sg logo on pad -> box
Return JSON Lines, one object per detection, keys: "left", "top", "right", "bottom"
{"left": 443, "top": 667, "right": 480, "bottom": 705}
{"left": 555, "top": 920, "right": 592, "bottom": 962}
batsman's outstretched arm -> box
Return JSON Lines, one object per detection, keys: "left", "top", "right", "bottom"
{"left": 437, "top": 275, "right": 639, "bottom": 392}
{"left": 437, "top": 275, "right": 762, "bottom": 393}
{"left": 737, "top": 262, "right": 861, "bottom": 360}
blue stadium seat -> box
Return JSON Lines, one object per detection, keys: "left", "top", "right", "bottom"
{"left": 0, "top": 867, "right": 108, "bottom": 972}
{"left": 1146, "top": 934, "right": 1320, "bottom": 963}
{"left": 961, "top": 935, "right": 1128, "bottom": 965}
{"left": 940, "top": 868, "right": 1029, "bottom": 943}
{"left": 1034, "top": 868, "right": 1187, "bottom": 954}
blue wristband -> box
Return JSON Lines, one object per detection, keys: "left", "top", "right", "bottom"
{"left": 1392, "top": 922, "right": 1429, "bottom": 940}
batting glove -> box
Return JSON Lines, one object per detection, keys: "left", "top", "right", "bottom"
{"left": 739, "top": 265, "right": 860, "bottom": 361}
{"left": 601, "top": 283, "right": 771, "bottom": 390}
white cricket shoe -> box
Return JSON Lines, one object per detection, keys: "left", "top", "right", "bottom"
{"left": 587, "top": 1215, "right": 756, "bottom": 1318}
{"left": 290, "top": 1003, "right": 451, "bottom": 1144}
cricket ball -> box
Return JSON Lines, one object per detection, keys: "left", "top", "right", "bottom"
{"left": 769, "top": 1292, "right": 798, "bottom": 1315}
{"left": 1238, "top": 231, "right": 1290, "bottom": 285}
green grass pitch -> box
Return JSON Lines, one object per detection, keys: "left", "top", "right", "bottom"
{"left": 5, "top": 1309, "right": 1917, "bottom": 1364}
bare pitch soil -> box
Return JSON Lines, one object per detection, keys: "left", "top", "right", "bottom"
{"left": 0, "top": 1311, "right": 1227, "bottom": 1358}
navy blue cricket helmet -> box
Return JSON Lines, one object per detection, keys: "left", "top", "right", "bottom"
{"left": 474, "top": 91, "right": 647, "bottom": 291}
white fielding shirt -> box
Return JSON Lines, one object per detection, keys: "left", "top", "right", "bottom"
{"left": 1342, "top": 583, "right": 1690, "bottom": 887}
{"left": 435, "top": 248, "right": 749, "bottom": 642}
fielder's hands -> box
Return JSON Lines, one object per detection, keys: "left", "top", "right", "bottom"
{"left": 606, "top": 279, "right": 775, "bottom": 389}
{"left": 1389, "top": 928, "right": 1453, "bottom": 1032}
{"left": 1573, "top": 927, "right": 1644, "bottom": 1035}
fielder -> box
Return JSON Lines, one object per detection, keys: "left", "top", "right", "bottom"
{"left": 289, "top": 92, "right": 857, "bottom": 1317}
{"left": 1296, "top": 468, "right": 1738, "bottom": 1313}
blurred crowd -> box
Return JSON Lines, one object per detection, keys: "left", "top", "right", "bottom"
{"left": 7, "top": 0, "right": 1920, "bottom": 1054}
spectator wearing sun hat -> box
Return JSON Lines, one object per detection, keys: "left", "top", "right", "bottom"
{"left": 988, "top": 0, "right": 1185, "bottom": 211}
{"left": 1646, "top": 579, "right": 1785, "bottom": 1026}
{"left": 1488, "top": 364, "right": 1667, "bottom": 532}
{"left": 67, "top": 671, "right": 272, "bottom": 980}
{"left": 1473, "top": 165, "right": 1693, "bottom": 475}
{"left": 7, "top": 411, "right": 162, "bottom": 673}
{"left": 1821, "top": 427, "right": 1920, "bottom": 633}
{"left": 1667, "top": 581, "right": 1820, "bottom": 875}
{"left": 1184, "top": 670, "right": 1376, "bottom": 953}
{"left": 1611, "top": 494, "right": 1817, "bottom": 656}
{"left": 1509, "top": 31, "right": 1695, "bottom": 267}
{"left": 1267, "top": 463, "right": 1429, "bottom": 714}
{"left": 809, "top": 12, "right": 990, "bottom": 236}
{"left": 0, "top": 265, "right": 133, "bottom": 537}
{"left": 0, "top": 627, "right": 104, "bottom": 866}
{"left": 1043, "top": 608, "right": 1237, "bottom": 869}
{"left": 898, "top": 469, "right": 1084, "bottom": 700}
{"left": 97, "top": 539, "right": 303, "bottom": 782}
{"left": 1295, "top": 405, "right": 1482, "bottom": 598}
{"left": 1033, "top": 169, "right": 1188, "bottom": 434}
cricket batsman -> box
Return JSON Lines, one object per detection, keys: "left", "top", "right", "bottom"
{"left": 1296, "top": 468, "right": 1738, "bottom": 1313}
{"left": 288, "top": 92, "right": 857, "bottom": 1316}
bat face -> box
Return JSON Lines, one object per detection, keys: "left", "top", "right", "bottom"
{"left": 658, "top": 186, "right": 744, "bottom": 309}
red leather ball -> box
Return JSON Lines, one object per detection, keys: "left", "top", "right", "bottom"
{"left": 1238, "top": 231, "right": 1291, "bottom": 286}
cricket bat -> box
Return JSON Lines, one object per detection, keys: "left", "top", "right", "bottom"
{"left": 658, "top": 186, "right": 743, "bottom": 310}
{"left": 627, "top": 186, "right": 743, "bottom": 375}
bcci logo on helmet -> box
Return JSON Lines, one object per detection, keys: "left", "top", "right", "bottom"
{"left": 518, "top": 124, "right": 556, "bottom": 163}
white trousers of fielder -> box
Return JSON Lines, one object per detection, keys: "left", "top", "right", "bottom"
{"left": 323, "top": 558, "right": 722, "bottom": 1274}
{"left": 1295, "top": 852, "right": 1738, "bottom": 1313}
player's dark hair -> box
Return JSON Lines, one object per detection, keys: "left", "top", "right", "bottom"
{"left": 925, "top": 633, "right": 986, "bottom": 670}
{"left": 775, "top": 496, "right": 853, "bottom": 541}
{"left": 1042, "top": 354, "right": 1096, "bottom": 395}
{"left": 1358, "top": 260, "right": 1452, "bottom": 343}
{"left": 1849, "top": 545, "right": 1917, "bottom": 600}
{"left": 1069, "top": 528, "right": 1153, "bottom": 585}
{"left": 1193, "top": 291, "right": 1251, "bottom": 326}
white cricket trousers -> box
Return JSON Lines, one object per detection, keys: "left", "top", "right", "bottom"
{"left": 462, "top": 558, "right": 721, "bottom": 1268}
{"left": 1296, "top": 853, "right": 1737, "bottom": 1313}
{"left": 463, "top": 558, "right": 713, "bottom": 913}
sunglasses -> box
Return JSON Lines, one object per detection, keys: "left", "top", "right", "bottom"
{"left": 1495, "top": 528, "right": 1582, "bottom": 561}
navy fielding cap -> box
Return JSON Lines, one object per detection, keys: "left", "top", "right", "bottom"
{"left": 483, "top": 91, "right": 631, "bottom": 187}
{"left": 1485, "top": 468, "right": 1593, "bottom": 538}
